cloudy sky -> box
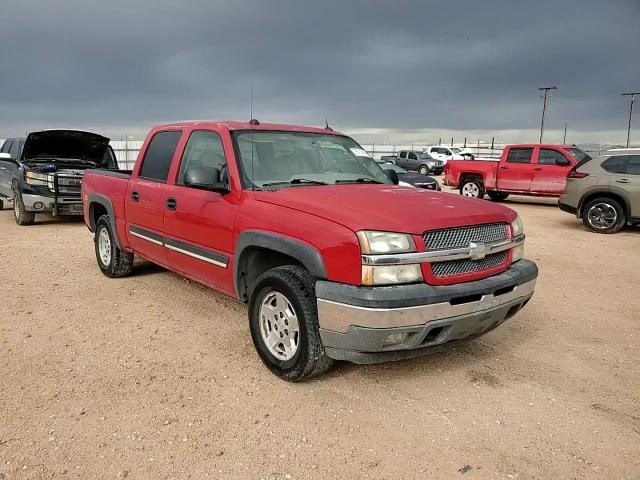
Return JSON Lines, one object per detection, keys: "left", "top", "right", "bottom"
{"left": 1, "top": 0, "right": 639, "bottom": 145}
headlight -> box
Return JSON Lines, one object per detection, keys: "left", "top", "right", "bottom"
{"left": 362, "top": 264, "right": 423, "bottom": 286}
{"left": 25, "top": 171, "right": 49, "bottom": 186}
{"left": 357, "top": 231, "right": 416, "bottom": 254}
{"left": 510, "top": 216, "right": 525, "bottom": 262}
{"left": 511, "top": 216, "right": 524, "bottom": 237}
{"left": 398, "top": 180, "right": 414, "bottom": 188}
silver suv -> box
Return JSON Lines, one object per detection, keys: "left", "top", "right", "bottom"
{"left": 559, "top": 149, "right": 640, "bottom": 233}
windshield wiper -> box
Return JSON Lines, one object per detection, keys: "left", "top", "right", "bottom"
{"left": 335, "top": 178, "right": 384, "bottom": 184}
{"left": 261, "top": 178, "right": 329, "bottom": 187}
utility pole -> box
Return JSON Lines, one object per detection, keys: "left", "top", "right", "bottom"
{"left": 538, "top": 86, "right": 557, "bottom": 143}
{"left": 563, "top": 122, "right": 567, "bottom": 144}
{"left": 622, "top": 92, "right": 639, "bottom": 148}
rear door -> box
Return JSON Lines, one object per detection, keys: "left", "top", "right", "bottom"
{"left": 396, "top": 151, "right": 408, "bottom": 168}
{"left": 608, "top": 154, "right": 640, "bottom": 218}
{"left": 496, "top": 147, "right": 534, "bottom": 192}
{"left": 162, "top": 129, "right": 236, "bottom": 294}
{"left": 530, "top": 147, "right": 574, "bottom": 194}
{"left": 125, "top": 130, "right": 183, "bottom": 265}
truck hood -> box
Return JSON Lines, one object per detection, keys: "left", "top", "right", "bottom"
{"left": 253, "top": 185, "right": 517, "bottom": 234}
{"left": 21, "top": 130, "right": 111, "bottom": 167}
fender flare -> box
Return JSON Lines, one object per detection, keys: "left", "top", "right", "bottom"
{"left": 87, "top": 193, "right": 122, "bottom": 248}
{"left": 234, "top": 230, "right": 327, "bottom": 298}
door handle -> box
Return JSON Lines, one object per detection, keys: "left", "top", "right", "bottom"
{"left": 166, "top": 198, "right": 177, "bottom": 210}
{"left": 131, "top": 191, "right": 140, "bottom": 202}
{"left": 616, "top": 179, "right": 631, "bottom": 184}
{"left": 533, "top": 167, "right": 542, "bottom": 171}
{"left": 500, "top": 166, "right": 509, "bottom": 169}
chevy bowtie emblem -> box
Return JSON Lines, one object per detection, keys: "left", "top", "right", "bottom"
{"left": 469, "top": 242, "right": 489, "bottom": 260}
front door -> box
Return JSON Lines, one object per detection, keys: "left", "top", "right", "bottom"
{"left": 162, "top": 129, "right": 237, "bottom": 294}
{"left": 496, "top": 147, "right": 534, "bottom": 192}
{"left": 530, "top": 148, "right": 574, "bottom": 194}
{"left": 125, "top": 130, "right": 183, "bottom": 266}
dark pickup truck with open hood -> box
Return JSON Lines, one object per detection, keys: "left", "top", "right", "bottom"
{"left": 0, "top": 130, "right": 117, "bottom": 225}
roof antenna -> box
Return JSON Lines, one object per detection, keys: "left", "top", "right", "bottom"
{"left": 324, "top": 119, "right": 333, "bottom": 131}
{"left": 249, "top": 84, "right": 259, "bottom": 125}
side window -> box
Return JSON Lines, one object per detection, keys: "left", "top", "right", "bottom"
{"left": 138, "top": 131, "right": 182, "bottom": 182}
{"left": 399, "top": 151, "right": 406, "bottom": 159}
{"left": 1, "top": 140, "right": 13, "bottom": 154}
{"left": 601, "top": 156, "right": 627, "bottom": 174}
{"left": 177, "top": 130, "right": 226, "bottom": 186}
{"left": 408, "top": 152, "right": 417, "bottom": 160}
{"left": 442, "top": 148, "right": 451, "bottom": 155}
{"left": 8, "top": 141, "right": 19, "bottom": 158}
{"left": 506, "top": 148, "right": 533, "bottom": 164}
{"left": 625, "top": 155, "right": 640, "bottom": 175}
{"left": 429, "top": 147, "right": 438, "bottom": 154}
{"left": 538, "top": 148, "right": 568, "bottom": 166}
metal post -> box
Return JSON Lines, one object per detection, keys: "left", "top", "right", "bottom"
{"left": 622, "top": 93, "right": 639, "bottom": 148}
{"left": 538, "top": 86, "right": 557, "bottom": 143}
{"left": 451, "top": 137, "right": 454, "bottom": 146}
{"left": 563, "top": 122, "right": 567, "bottom": 144}
{"left": 438, "top": 137, "right": 441, "bottom": 145}
{"left": 464, "top": 137, "right": 467, "bottom": 148}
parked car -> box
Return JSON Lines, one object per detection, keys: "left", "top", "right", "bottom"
{"left": 558, "top": 149, "right": 640, "bottom": 233}
{"left": 396, "top": 150, "right": 444, "bottom": 175}
{"left": 444, "top": 144, "right": 589, "bottom": 200}
{"left": 376, "top": 161, "right": 440, "bottom": 190}
{"left": 0, "top": 130, "right": 117, "bottom": 224}
{"left": 427, "top": 146, "right": 474, "bottom": 162}
{"left": 82, "top": 120, "right": 538, "bottom": 381}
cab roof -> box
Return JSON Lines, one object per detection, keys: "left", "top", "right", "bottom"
{"left": 152, "top": 120, "right": 346, "bottom": 136}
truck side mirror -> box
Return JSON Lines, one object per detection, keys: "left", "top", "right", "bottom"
{"left": 184, "top": 167, "right": 230, "bottom": 194}
{"left": 384, "top": 169, "right": 400, "bottom": 185}
{"left": 556, "top": 158, "right": 571, "bottom": 166}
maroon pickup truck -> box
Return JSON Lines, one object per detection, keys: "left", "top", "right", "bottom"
{"left": 444, "top": 144, "right": 590, "bottom": 200}
{"left": 82, "top": 120, "right": 538, "bottom": 381}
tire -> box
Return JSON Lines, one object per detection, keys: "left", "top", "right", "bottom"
{"left": 419, "top": 165, "right": 429, "bottom": 175}
{"left": 581, "top": 197, "right": 626, "bottom": 234}
{"left": 249, "top": 265, "right": 333, "bottom": 382}
{"left": 460, "top": 177, "right": 485, "bottom": 199}
{"left": 12, "top": 185, "right": 35, "bottom": 226}
{"left": 488, "top": 191, "right": 510, "bottom": 201}
{"left": 0, "top": 198, "right": 4, "bottom": 210}
{"left": 94, "top": 215, "right": 134, "bottom": 277}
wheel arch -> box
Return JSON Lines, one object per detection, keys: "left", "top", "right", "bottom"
{"left": 88, "top": 194, "right": 122, "bottom": 248}
{"left": 234, "top": 231, "right": 327, "bottom": 302}
{"left": 577, "top": 189, "right": 631, "bottom": 219}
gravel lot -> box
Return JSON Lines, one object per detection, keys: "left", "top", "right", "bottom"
{"left": 0, "top": 191, "right": 638, "bottom": 480}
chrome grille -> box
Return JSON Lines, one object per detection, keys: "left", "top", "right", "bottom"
{"left": 431, "top": 251, "right": 508, "bottom": 277}
{"left": 423, "top": 223, "right": 508, "bottom": 251}
{"left": 56, "top": 175, "right": 83, "bottom": 194}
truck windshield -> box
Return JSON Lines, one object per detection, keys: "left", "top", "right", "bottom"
{"left": 233, "top": 131, "right": 392, "bottom": 189}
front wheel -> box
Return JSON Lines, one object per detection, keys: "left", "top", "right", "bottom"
{"left": 488, "top": 191, "right": 509, "bottom": 201}
{"left": 582, "top": 197, "right": 626, "bottom": 234}
{"left": 12, "top": 186, "right": 35, "bottom": 226}
{"left": 419, "top": 165, "right": 429, "bottom": 175}
{"left": 95, "top": 215, "right": 134, "bottom": 277}
{"left": 249, "top": 265, "right": 333, "bottom": 382}
{"left": 460, "top": 178, "right": 485, "bottom": 199}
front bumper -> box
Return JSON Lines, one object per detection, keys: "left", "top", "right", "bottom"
{"left": 22, "top": 193, "right": 83, "bottom": 215}
{"left": 316, "top": 259, "right": 537, "bottom": 363}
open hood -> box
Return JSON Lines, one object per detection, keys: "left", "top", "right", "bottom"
{"left": 21, "top": 130, "right": 112, "bottom": 167}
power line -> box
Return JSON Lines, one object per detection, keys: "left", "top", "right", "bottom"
{"left": 622, "top": 92, "right": 639, "bottom": 148}
{"left": 538, "top": 86, "right": 557, "bottom": 143}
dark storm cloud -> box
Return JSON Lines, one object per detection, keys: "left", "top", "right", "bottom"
{"left": 1, "top": 0, "right": 639, "bottom": 140}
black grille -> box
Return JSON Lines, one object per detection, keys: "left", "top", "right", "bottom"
{"left": 431, "top": 251, "right": 508, "bottom": 277}
{"left": 56, "top": 175, "right": 83, "bottom": 195}
{"left": 423, "top": 223, "right": 508, "bottom": 251}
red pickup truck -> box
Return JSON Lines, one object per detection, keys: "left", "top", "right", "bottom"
{"left": 82, "top": 120, "right": 538, "bottom": 381}
{"left": 444, "top": 144, "right": 590, "bottom": 200}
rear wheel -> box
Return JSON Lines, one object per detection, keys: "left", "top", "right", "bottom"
{"left": 249, "top": 265, "right": 333, "bottom": 382}
{"left": 95, "top": 215, "right": 134, "bottom": 277}
{"left": 460, "top": 178, "right": 485, "bottom": 199}
{"left": 488, "top": 191, "right": 510, "bottom": 201}
{"left": 12, "top": 186, "right": 35, "bottom": 226}
{"left": 419, "top": 165, "right": 429, "bottom": 175}
{"left": 582, "top": 197, "right": 626, "bottom": 234}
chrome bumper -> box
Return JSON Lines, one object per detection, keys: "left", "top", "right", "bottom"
{"left": 22, "top": 193, "right": 83, "bottom": 214}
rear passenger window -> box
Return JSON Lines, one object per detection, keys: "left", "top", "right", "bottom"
{"left": 8, "top": 141, "right": 19, "bottom": 158}
{"left": 506, "top": 148, "right": 533, "bottom": 164}
{"left": 625, "top": 156, "right": 640, "bottom": 175}
{"left": 1, "top": 140, "right": 12, "bottom": 154}
{"left": 139, "top": 131, "right": 182, "bottom": 182}
{"left": 399, "top": 151, "right": 406, "bottom": 159}
{"left": 602, "top": 156, "right": 627, "bottom": 174}
{"left": 538, "top": 149, "right": 569, "bottom": 165}
{"left": 177, "top": 131, "right": 226, "bottom": 185}
{"left": 408, "top": 152, "right": 417, "bottom": 160}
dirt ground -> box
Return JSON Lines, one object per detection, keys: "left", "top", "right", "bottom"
{"left": 0, "top": 191, "right": 638, "bottom": 480}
